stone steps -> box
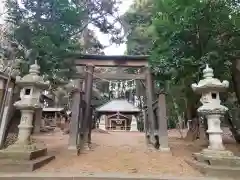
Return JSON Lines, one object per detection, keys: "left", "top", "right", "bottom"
{"left": 0, "top": 147, "right": 55, "bottom": 172}
{"left": 194, "top": 152, "right": 240, "bottom": 167}
{"left": 0, "top": 155, "right": 55, "bottom": 172}
{"left": 186, "top": 159, "right": 240, "bottom": 179}
{"left": 0, "top": 148, "right": 47, "bottom": 160}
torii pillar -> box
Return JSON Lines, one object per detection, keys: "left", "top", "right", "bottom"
{"left": 82, "top": 64, "right": 94, "bottom": 150}
{"left": 68, "top": 80, "right": 83, "bottom": 150}
{"left": 145, "top": 65, "right": 157, "bottom": 145}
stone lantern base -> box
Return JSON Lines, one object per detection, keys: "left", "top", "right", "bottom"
{"left": 0, "top": 107, "right": 55, "bottom": 172}
{"left": 0, "top": 143, "right": 55, "bottom": 172}
{"left": 186, "top": 149, "right": 240, "bottom": 178}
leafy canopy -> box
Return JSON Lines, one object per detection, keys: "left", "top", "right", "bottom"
{"left": 151, "top": 0, "right": 240, "bottom": 84}
{"left": 123, "top": 0, "right": 155, "bottom": 55}
{"left": 5, "top": 0, "right": 122, "bottom": 80}
{"left": 149, "top": 0, "right": 240, "bottom": 120}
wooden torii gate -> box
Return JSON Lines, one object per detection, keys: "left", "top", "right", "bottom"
{"left": 68, "top": 54, "right": 169, "bottom": 152}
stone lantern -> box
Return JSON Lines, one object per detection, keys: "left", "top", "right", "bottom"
{"left": 0, "top": 61, "right": 55, "bottom": 172}
{"left": 192, "top": 64, "right": 229, "bottom": 152}
{"left": 189, "top": 65, "right": 240, "bottom": 178}
{"left": 12, "top": 60, "right": 49, "bottom": 149}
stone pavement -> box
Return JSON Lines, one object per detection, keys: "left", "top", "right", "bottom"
{"left": 30, "top": 129, "right": 239, "bottom": 179}
{"left": 35, "top": 131, "right": 200, "bottom": 176}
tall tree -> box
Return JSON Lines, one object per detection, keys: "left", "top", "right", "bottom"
{"left": 150, "top": 0, "right": 240, "bottom": 137}
{"left": 123, "top": 0, "right": 154, "bottom": 55}
{"left": 5, "top": 0, "right": 122, "bottom": 80}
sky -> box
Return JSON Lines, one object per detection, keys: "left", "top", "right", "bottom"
{"left": 89, "top": 0, "right": 134, "bottom": 55}
{"left": 0, "top": 0, "right": 134, "bottom": 55}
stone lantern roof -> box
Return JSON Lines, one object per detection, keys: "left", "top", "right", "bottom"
{"left": 16, "top": 60, "right": 49, "bottom": 89}
{"left": 191, "top": 64, "right": 229, "bottom": 93}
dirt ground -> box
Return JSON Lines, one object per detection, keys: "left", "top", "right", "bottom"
{"left": 33, "top": 128, "right": 240, "bottom": 177}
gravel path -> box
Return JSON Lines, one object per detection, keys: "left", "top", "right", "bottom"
{"left": 35, "top": 129, "right": 201, "bottom": 177}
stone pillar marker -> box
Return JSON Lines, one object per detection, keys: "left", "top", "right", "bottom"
{"left": 99, "top": 115, "right": 106, "bottom": 130}
{"left": 187, "top": 64, "right": 240, "bottom": 178}
{"left": 33, "top": 108, "right": 42, "bottom": 134}
{"left": 65, "top": 79, "right": 82, "bottom": 150}
{"left": 130, "top": 115, "right": 138, "bottom": 131}
{"left": 157, "top": 92, "right": 170, "bottom": 152}
{"left": 0, "top": 61, "right": 55, "bottom": 172}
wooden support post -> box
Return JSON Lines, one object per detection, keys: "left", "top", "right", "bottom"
{"left": 143, "top": 108, "right": 150, "bottom": 144}
{"left": 82, "top": 65, "right": 94, "bottom": 150}
{"left": 145, "top": 66, "right": 157, "bottom": 145}
{"left": 87, "top": 107, "right": 93, "bottom": 146}
{"left": 157, "top": 93, "right": 170, "bottom": 152}
{"left": 78, "top": 99, "right": 86, "bottom": 148}
{"left": 68, "top": 80, "right": 82, "bottom": 150}
{"left": 143, "top": 109, "right": 147, "bottom": 133}
{"left": 77, "top": 91, "right": 84, "bottom": 146}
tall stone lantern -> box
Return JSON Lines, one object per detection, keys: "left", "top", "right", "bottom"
{"left": 192, "top": 64, "right": 229, "bottom": 153}
{"left": 189, "top": 65, "right": 240, "bottom": 178}
{"left": 12, "top": 60, "right": 49, "bottom": 149}
{"left": 0, "top": 61, "right": 55, "bottom": 172}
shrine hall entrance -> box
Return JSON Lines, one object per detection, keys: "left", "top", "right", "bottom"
{"left": 97, "top": 99, "right": 140, "bottom": 132}
{"left": 109, "top": 117, "right": 128, "bottom": 131}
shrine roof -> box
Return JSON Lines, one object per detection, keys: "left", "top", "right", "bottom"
{"left": 96, "top": 99, "right": 140, "bottom": 112}
{"left": 43, "top": 107, "right": 65, "bottom": 112}
{"left": 72, "top": 54, "right": 149, "bottom": 61}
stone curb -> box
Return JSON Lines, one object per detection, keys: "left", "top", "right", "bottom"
{"left": 0, "top": 173, "right": 226, "bottom": 180}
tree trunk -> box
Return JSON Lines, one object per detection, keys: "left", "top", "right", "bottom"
{"left": 232, "top": 59, "right": 240, "bottom": 104}
{"left": 226, "top": 112, "right": 240, "bottom": 143}
{"left": 230, "top": 59, "right": 240, "bottom": 143}
{"left": 185, "top": 101, "right": 199, "bottom": 141}
{"left": 185, "top": 117, "right": 199, "bottom": 141}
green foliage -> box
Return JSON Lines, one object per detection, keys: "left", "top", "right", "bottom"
{"left": 5, "top": 0, "right": 84, "bottom": 78}
{"left": 123, "top": 0, "right": 155, "bottom": 55}
{"left": 4, "top": 0, "right": 121, "bottom": 81}
{"left": 151, "top": 0, "right": 240, "bottom": 84}
{"left": 124, "top": 0, "right": 240, "bottom": 126}
{"left": 150, "top": 0, "right": 240, "bottom": 122}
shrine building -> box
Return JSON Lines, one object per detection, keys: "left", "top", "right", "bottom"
{"left": 97, "top": 99, "right": 140, "bottom": 131}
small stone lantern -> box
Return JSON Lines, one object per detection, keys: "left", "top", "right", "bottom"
{"left": 12, "top": 60, "right": 49, "bottom": 149}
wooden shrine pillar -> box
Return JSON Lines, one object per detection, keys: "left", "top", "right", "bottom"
{"left": 145, "top": 66, "right": 157, "bottom": 144}
{"left": 82, "top": 65, "right": 94, "bottom": 149}
{"left": 157, "top": 92, "right": 170, "bottom": 151}
{"left": 143, "top": 107, "right": 150, "bottom": 144}
{"left": 87, "top": 106, "right": 93, "bottom": 146}
{"left": 68, "top": 80, "right": 83, "bottom": 150}
{"left": 143, "top": 108, "right": 147, "bottom": 133}
{"left": 77, "top": 89, "right": 84, "bottom": 146}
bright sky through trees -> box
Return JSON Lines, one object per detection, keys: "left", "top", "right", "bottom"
{"left": 88, "top": 0, "right": 134, "bottom": 55}
{"left": 0, "top": 0, "right": 133, "bottom": 55}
